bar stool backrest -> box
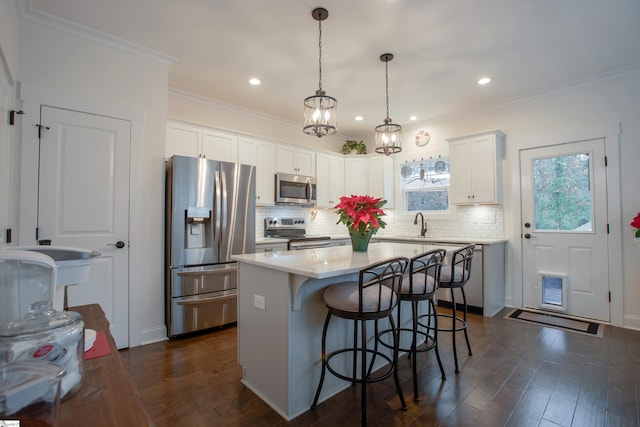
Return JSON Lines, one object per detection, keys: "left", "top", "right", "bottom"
{"left": 441, "top": 244, "right": 475, "bottom": 286}
{"left": 406, "top": 249, "right": 446, "bottom": 298}
{"left": 358, "top": 257, "right": 409, "bottom": 316}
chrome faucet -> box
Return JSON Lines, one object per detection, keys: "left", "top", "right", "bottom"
{"left": 414, "top": 212, "right": 427, "bottom": 237}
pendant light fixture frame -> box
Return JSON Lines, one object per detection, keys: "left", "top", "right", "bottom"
{"left": 375, "top": 53, "right": 402, "bottom": 155}
{"left": 303, "top": 7, "right": 338, "bottom": 138}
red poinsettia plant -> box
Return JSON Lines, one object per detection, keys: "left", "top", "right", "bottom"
{"left": 335, "top": 195, "right": 387, "bottom": 234}
{"left": 631, "top": 212, "right": 640, "bottom": 238}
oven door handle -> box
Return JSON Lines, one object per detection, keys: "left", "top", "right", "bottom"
{"left": 175, "top": 266, "right": 237, "bottom": 276}
{"left": 290, "top": 243, "right": 331, "bottom": 250}
{"left": 176, "top": 293, "right": 237, "bottom": 306}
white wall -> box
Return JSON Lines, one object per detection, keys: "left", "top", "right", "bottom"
{"left": 16, "top": 14, "right": 171, "bottom": 346}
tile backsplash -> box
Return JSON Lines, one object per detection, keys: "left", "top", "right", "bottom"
{"left": 256, "top": 205, "right": 504, "bottom": 239}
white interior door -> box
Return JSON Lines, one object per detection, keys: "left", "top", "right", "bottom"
{"left": 520, "top": 138, "right": 610, "bottom": 322}
{"left": 37, "top": 106, "right": 131, "bottom": 348}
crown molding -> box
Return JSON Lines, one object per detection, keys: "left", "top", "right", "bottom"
{"left": 19, "top": 0, "right": 176, "bottom": 65}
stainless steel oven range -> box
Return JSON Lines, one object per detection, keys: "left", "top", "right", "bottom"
{"left": 264, "top": 217, "right": 331, "bottom": 250}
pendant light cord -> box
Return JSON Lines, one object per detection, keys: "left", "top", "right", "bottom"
{"left": 385, "top": 60, "right": 390, "bottom": 120}
{"left": 318, "top": 17, "right": 323, "bottom": 91}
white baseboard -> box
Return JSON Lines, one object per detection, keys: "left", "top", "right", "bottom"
{"left": 623, "top": 314, "right": 640, "bottom": 331}
{"left": 139, "top": 325, "right": 168, "bottom": 346}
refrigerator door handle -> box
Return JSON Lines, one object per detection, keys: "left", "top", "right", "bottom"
{"left": 221, "top": 170, "right": 228, "bottom": 244}
{"left": 214, "top": 170, "right": 222, "bottom": 251}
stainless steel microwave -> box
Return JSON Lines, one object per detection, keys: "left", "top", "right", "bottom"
{"left": 275, "top": 173, "right": 317, "bottom": 205}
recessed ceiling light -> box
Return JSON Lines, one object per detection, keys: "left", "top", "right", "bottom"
{"left": 478, "top": 77, "right": 491, "bottom": 85}
{"left": 355, "top": 116, "right": 363, "bottom": 121}
{"left": 249, "top": 78, "right": 261, "bottom": 86}
{"left": 410, "top": 116, "right": 417, "bottom": 121}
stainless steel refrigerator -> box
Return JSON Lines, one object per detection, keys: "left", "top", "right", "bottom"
{"left": 165, "top": 155, "right": 255, "bottom": 337}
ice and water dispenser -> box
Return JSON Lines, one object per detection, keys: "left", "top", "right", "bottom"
{"left": 0, "top": 247, "right": 96, "bottom": 426}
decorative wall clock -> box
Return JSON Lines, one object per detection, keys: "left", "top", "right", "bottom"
{"left": 415, "top": 129, "right": 430, "bottom": 146}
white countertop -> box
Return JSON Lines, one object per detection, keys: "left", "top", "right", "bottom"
{"left": 233, "top": 241, "right": 462, "bottom": 279}
{"left": 374, "top": 236, "right": 507, "bottom": 245}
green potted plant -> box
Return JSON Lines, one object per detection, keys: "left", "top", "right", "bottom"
{"left": 341, "top": 140, "right": 367, "bottom": 155}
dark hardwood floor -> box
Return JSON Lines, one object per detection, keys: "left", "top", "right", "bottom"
{"left": 120, "top": 308, "right": 640, "bottom": 426}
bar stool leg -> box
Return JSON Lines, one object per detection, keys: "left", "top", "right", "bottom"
{"left": 450, "top": 288, "right": 460, "bottom": 373}
{"left": 389, "top": 314, "right": 407, "bottom": 411}
{"left": 461, "top": 287, "right": 473, "bottom": 356}
{"left": 430, "top": 298, "right": 446, "bottom": 380}
{"left": 312, "top": 311, "right": 332, "bottom": 409}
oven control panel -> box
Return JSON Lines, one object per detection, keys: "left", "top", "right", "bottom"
{"left": 265, "top": 217, "right": 306, "bottom": 230}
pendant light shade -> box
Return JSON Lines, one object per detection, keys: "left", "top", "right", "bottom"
{"left": 375, "top": 53, "right": 402, "bottom": 155}
{"left": 303, "top": 7, "right": 337, "bottom": 138}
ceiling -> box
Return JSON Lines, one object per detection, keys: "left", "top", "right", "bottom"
{"left": 26, "top": 0, "right": 640, "bottom": 140}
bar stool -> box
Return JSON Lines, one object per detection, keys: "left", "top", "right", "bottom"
{"left": 428, "top": 244, "right": 475, "bottom": 373}
{"left": 377, "top": 249, "right": 447, "bottom": 401}
{"left": 311, "top": 257, "right": 409, "bottom": 427}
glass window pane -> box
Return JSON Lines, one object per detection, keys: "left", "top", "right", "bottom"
{"left": 533, "top": 153, "right": 592, "bottom": 231}
{"left": 401, "top": 156, "right": 450, "bottom": 213}
{"left": 405, "top": 189, "right": 449, "bottom": 212}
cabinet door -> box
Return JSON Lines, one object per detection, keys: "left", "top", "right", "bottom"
{"left": 276, "top": 145, "right": 315, "bottom": 176}
{"left": 295, "top": 148, "right": 315, "bottom": 176}
{"left": 468, "top": 136, "right": 496, "bottom": 203}
{"left": 166, "top": 122, "right": 200, "bottom": 158}
{"left": 316, "top": 153, "right": 344, "bottom": 208}
{"left": 344, "top": 157, "right": 367, "bottom": 195}
{"left": 367, "top": 155, "right": 394, "bottom": 207}
{"left": 238, "top": 137, "right": 257, "bottom": 166}
{"left": 276, "top": 144, "right": 296, "bottom": 174}
{"left": 201, "top": 129, "right": 238, "bottom": 163}
{"left": 255, "top": 140, "right": 276, "bottom": 206}
{"left": 328, "top": 155, "right": 344, "bottom": 205}
{"left": 449, "top": 140, "right": 472, "bottom": 204}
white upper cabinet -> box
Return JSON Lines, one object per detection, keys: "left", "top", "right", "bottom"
{"left": 166, "top": 120, "right": 238, "bottom": 162}
{"left": 367, "top": 155, "right": 394, "bottom": 208}
{"left": 200, "top": 128, "right": 238, "bottom": 163}
{"left": 448, "top": 129, "right": 505, "bottom": 205}
{"left": 316, "top": 152, "right": 344, "bottom": 208}
{"left": 166, "top": 121, "right": 200, "bottom": 158}
{"left": 277, "top": 144, "right": 315, "bottom": 176}
{"left": 343, "top": 156, "right": 368, "bottom": 196}
{"left": 239, "top": 136, "right": 276, "bottom": 206}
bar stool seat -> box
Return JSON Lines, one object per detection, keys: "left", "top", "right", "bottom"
{"left": 377, "top": 249, "right": 447, "bottom": 402}
{"left": 311, "top": 257, "right": 409, "bottom": 427}
{"left": 427, "top": 244, "right": 475, "bottom": 373}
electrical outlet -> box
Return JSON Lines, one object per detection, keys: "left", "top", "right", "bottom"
{"left": 480, "top": 215, "right": 495, "bottom": 224}
{"left": 254, "top": 294, "right": 266, "bottom": 310}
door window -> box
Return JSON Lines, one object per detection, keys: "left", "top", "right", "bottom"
{"left": 533, "top": 153, "right": 593, "bottom": 232}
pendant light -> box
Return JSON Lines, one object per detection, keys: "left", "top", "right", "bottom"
{"left": 303, "top": 7, "right": 337, "bottom": 138}
{"left": 375, "top": 53, "right": 402, "bottom": 155}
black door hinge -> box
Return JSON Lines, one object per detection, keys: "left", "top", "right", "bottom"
{"left": 9, "top": 110, "right": 25, "bottom": 126}
{"left": 35, "top": 227, "right": 38, "bottom": 240}
{"left": 5, "top": 229, "right": 11, "bottom": 244}
{"left": 607, "top": 223, "right": 610, "bottom": 234}
{"left": 608, "top": 292, "right": 611, "bottom": 302}
{"left": 604, "top": 156, "right": 608, "bottom": 166}
{"left": 36, "top": 123, "right": 50, "bottom": 139}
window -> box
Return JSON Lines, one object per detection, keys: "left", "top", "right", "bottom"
{"left": 400, "top": 156, "right": 451, "bottom": 214}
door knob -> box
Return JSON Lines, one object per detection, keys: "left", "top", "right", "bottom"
{"left": 108, "top": 241, "right": 126, "bottom": 249}
{"left": 524, "top": 233, "right": 532, "bottom": 239}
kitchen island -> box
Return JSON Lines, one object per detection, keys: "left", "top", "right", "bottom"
{"left": 232, "top": 242, "right": 461, "bottom": 420}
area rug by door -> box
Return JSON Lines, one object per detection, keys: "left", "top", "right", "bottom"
{"left": 505, "top": 308, "right": 605, "bottom": 338}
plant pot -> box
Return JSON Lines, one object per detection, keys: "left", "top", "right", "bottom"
{"left": 349, "top": 229, "right": 374, "bottom": 252}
